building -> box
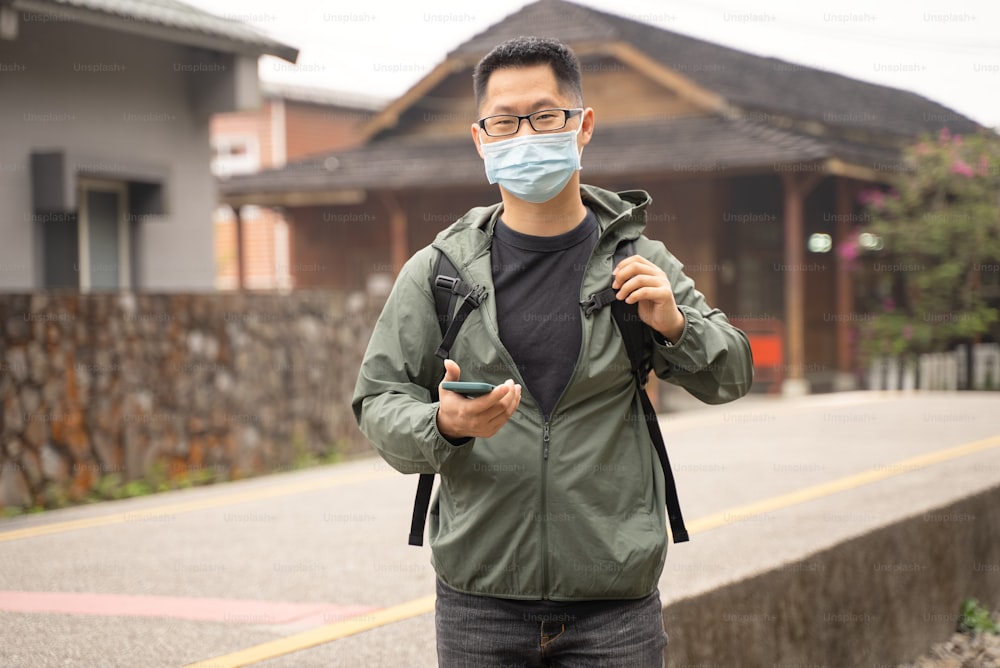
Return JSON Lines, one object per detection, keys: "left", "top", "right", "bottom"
{"left": 217, "top": 0, "right": 980, "bottom": 393}
{"left": 0, "top": 0, "right": 297, "bottom": 292}
{"left": 211, "top": 82, "right": 383, "bottom": 290}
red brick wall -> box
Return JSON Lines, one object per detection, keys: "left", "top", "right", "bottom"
{"left": 212, "top": 97, "right": 376, "bottom": 290}
{"left": 283, "top": 102, "right": 372, "bottom": 160}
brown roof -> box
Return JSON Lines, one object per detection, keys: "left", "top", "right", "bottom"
{"left": 451, "top": 0, "right": 979, "bottom": 139}
{"left": 218, "top": 0, "right": 977, "bottom": 200}
{"left": 218, "top": 116, "right": 897, "bottom": 202}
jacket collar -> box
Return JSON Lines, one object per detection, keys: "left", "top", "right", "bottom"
{"left": 433, "top": 184, "right": 652, "bottom": 268}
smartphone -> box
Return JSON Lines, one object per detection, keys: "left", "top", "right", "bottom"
{"left": 441, "top": 381, "right": 496, "bottom": 397}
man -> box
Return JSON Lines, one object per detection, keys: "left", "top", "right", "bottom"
{"left": 353, "top": 36, "right": 752, "bottom": 667}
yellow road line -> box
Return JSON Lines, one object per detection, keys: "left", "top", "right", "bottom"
{"left": 187, "top": 433, "right": 1000, "bottom": 667}
{"left": 183, "top": 596, "right": 436, "bottom": 668}
{"left": 684, "top": 433, "right": 1000, "bottom": 535}
{"left": 0, "top": 468, "right": 395, "bottom": 543}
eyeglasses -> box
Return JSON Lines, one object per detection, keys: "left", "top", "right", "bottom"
{"left": 477, "top": 108, "right": 583, "bottom": 137}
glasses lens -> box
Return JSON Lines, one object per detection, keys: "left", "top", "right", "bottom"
{"left": 483, "top": 115, "right": 519, "bottom": 136}
{"left": 529, "top": 110, "right": 568, "bottom": 132}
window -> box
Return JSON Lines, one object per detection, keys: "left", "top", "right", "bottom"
{"left": 211, "top": 135, "right": 261, "bottom": 177}
{"left": 76, "top": 179, "right": 131, "bottom": 292}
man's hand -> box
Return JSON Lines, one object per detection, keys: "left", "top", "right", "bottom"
{"left": 436, "top": 359, "right": 521, "bottom": 441}
{"left": 612, "top": 254, "right": 685, "bottom": 343}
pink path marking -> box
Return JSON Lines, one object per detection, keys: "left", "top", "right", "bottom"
{"left": 0, "top": 591, "right": 379, "bottom": 627}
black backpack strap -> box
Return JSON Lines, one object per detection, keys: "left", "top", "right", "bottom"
{"left": 408, "top": 473, "right": 436, "bottom": 546}
{"left": 583, "top": 239, "right": 690, "bottom": 544}
{"left": 409, "top": 250, "right": 485, "bottom": 547}
{"left": 432, "top": 251, "right": 456, "bottom": 338}
{"left": 434, "top": 275, "right": 486, "bottom": 360}
{"left": 635, "top": 381, "right": 690, "bottom": 543}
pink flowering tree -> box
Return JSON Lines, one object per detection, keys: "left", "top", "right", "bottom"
{"left": 858, "top": 129, "right": 1000, "bottom": 358}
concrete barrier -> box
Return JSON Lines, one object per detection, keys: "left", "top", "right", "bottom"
{"left": 662, "top": 484, "right": 1000, "bottom": 667}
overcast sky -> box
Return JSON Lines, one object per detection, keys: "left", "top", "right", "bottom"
{"left": 188, "top": 0, "right": 1000, "bottom": 128}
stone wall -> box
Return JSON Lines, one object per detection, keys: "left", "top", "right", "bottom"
{"left": 0, "top": 291, "right": 383, "bottom": 512}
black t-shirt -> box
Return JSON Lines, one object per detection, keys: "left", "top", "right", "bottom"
{"left": 491, "top": 209, "right": 599, "bottom": 419}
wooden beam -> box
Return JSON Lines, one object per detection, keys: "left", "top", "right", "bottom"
{"left": 283, "top": 207, "right": 297, "bottom": 291}
{"left": 233, "top": 204, "right": 245, "bottom": 292}
{"left": 379, "top": 191, "right": 408, "bottom": 276}
{"left": 358, "top": 56, "right": 475, "bottom": 143}
{"left": 780, "top": 170, "right": 824, "bottom": 395}
{"left": 824, "top": 158, "right": 889, "bottom": 184}
{"left": 834, "top": 177, "right": 860, "bottom": 389}
{"left": 355, "top": 40, "right": 613, "bottom": 144}
{"left": 602, "top": 42, "right": 728, "bottom": 115}
{"left": 220, "top": 189, "right": 366, "bottom": 209}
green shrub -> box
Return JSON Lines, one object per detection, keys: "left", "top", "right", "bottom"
{"left": 958, "top": 598, "right": 1000, "bottom": 635}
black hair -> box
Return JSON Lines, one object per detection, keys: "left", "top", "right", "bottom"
{"left": 472, "top": 36, "right": 583, "bottom": 112}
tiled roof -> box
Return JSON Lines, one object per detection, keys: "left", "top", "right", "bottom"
{"left": 259, "top": 82, "right": 387, "bottom": 112}
{"left": 451, "top": 0, "right": 980, "bottom": 139}
{"left": 218, "top": 117, "right": 886, "bottom": 198}
{"left": 10, "top": 0, "right": 298, "bottom": 61}
{"left": 217, "top": 0, "right": 975, "bottom": 199}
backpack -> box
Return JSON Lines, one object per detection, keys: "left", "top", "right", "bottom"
{"left": 407, "top": 239, "right": 689, "bottom": 546}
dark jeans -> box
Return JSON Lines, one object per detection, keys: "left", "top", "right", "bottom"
{"left": 435, "top": 579, "right": 668, "bottom": 668}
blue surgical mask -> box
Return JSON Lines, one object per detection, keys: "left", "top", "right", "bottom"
{"left": 480, "top": 125, "right": 583, "bottom": 204}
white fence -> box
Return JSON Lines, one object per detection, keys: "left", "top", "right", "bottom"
{"left": 868, "top": 343, "right": 1000, "bottom": 391}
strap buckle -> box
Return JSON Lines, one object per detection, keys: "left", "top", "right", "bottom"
{"left": 435, "top": 275, "right": 484, "bottom": 306}
{"left": 434, "top": 275, "right": 461, "bottom": 294}
{"left": 580, "top": 288, "right": 617, "bottom": 318}
{"left": 468, "top": 284, "right": 487, "bottom": 308}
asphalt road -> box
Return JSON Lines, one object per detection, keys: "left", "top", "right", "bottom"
{"left": 1, "top": 391, "right": 999, "bottom": 667}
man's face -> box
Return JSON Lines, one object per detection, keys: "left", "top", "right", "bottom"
{"left": 471, "top": 63, "right": 593, "bottom": 157}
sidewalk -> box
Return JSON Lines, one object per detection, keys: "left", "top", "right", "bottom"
{"left": 2, "top": 391, "right": 999, "bottom": 667}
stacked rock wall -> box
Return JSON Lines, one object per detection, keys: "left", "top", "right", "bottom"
{"left": 0, "top": 291, "right": 382, "bottom": 511}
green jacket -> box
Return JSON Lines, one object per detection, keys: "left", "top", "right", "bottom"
{"left": 352, "top": 185, "right": 752, "bottom": 601}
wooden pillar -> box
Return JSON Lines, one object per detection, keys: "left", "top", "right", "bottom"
{"left": 380, "top": 191, "right": 409, "bottom": 275}
{"left": 233, "top": 204, "right": 245, "bottom": 291}
{"left": 834, "top": 178, "right": 858, "bottom": 390}
{"left": 780, "top": 170, "right": 823, "bottom": 396}
{"left": 280, "top": 207, "right": 295, "bottom": 291}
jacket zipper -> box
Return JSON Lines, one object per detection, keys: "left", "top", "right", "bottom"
{"left": 540, "top": 419, "right": 550, "bottom": 597}
{"left": 441, "top": 244, "right": 555, "bottom": 598}
{"left": 457, "top": 247, "right": 554, "bottom": 599}
{"left": 536, "top": 234, "right": 617, "bottom": 599}
{"left": 437, "top": 214, "right": 635, "bottom": 600}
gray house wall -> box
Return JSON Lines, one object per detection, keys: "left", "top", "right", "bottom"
{"left": 0, "top": 15, "right": 242, "bottom": 291}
